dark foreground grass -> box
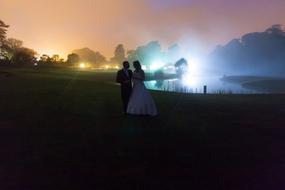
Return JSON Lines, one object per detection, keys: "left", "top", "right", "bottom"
{"left": 0, "top": 67, "right": 285, "bottom": 189}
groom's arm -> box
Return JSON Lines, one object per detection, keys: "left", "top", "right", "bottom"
{"left": 116, "top": 71, "right": 130, "bottom": 84}
{"left": 129, "top": 70, "right": 133, "bottom": 79}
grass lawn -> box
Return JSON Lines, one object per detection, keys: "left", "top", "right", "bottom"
{"left": 0, "top": 67, "right": 285, "bottom": 189}
{"left": 221, "top": 75, "right": 285, "bottom": 93}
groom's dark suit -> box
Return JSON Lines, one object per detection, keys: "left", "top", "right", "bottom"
{"left": 116, "top": 69, "right": 133, "bottom": 113}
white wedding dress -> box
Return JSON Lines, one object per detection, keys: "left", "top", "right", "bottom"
{"left": 127, "top": 70, "right": 158, "bottom": 116}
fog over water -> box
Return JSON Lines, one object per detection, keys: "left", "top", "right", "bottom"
{"left": 143, "top": 24, "right": 285, "bottom": 94}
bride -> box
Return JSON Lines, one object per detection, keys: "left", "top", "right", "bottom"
{"left": 127, "top": 61, "right": 158, "bottom": 116}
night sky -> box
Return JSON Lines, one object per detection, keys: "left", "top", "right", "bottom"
{"left": 1, "top": 0, "right": 285, "bottom": 58}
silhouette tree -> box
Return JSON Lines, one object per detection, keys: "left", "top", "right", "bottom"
{"left": 168, "top": 44, "right": 180, "bottom": 54}
{"left": 67, "top": 53, "right": 80, "bottom": 65}
{"left": 73, "top": 48, "right": 96, "bottom": 63}
{"left": 38, "top": 54, "right": 52, "bottom": 65}
{"left": 72, "top": 48, "right": 106, "bottom": 66}
{"left": 51, "top": 54, "right": 60, "bottom": 64}
{"left": 127, "top": 41, "right": 163, "bottom": 67}
{"left": 265, "top": 24, "right": 285, "bottom": 35}
{"left": 175, "top": 58, "right": 188, "bottom": 78}
{"left": 10, "top": 47, "right": 36, "bottom": 65}
{"left": 94, "top": 51, "right": 106, "bottom": 65}
{"left": 0, "top": 20, "right": 9, "bottom": 61}
{"left": 2, "top": 38, "right": 23, "bottom": 60}
{"left": 0, "top": 20, "right": 9, "bottom": 43}
{"left": 0, "top": 20, "right": 38, "bottom": 66}
{"left": 6, "top": 38, "right": 23, "bottom": 50}
{"left": 40, "top": 54, "right": 50, "bottom": 62}
{"left": 137, "top": 41, "right": 162, "bottom": 65}
{"left": 111, "top": 44, "right": 126, "bottom": 64}
{"left": 210, "top": 25, "right": 285, "bottom": 76}
{"left": 127, "top": 50, "right": 138, "bottom": 63}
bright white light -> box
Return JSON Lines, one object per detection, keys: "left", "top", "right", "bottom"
{"left": 184, "top": 56, "right": 204, "bottom": 76}
{"left": 180, "top": 56, "right": 202, "bottom": 87}
{"left": 188, "top": 58, "right": 200, "bottom": 75}
{"left": 150, "top": 60, "right": 165, "bottom": 71}
{"left": 79, "top": 63, "right": 86, "bottom": 69}
{"left": 182, "top": 72, "right": 198, "bottom": 87}
{"left": 141, "top": 65, "right": 147, "bottom": 70}
{"left": 115, "top": 65, "right": 119, "bottom": 69}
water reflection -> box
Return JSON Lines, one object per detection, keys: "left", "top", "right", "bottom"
{"left": 144, "top": 76, "right": 262, "bottom": 94}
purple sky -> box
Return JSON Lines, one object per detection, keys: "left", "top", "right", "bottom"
{"left": 1, "top": 0, "right": 285, "bottom": 58}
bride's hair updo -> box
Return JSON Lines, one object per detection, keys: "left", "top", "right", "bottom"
{"left": 133, "top": 60, "right": 142, "bottom": 71}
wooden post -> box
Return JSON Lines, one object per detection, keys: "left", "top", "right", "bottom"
{"left": 203, "top": 85, "right": 207, "bottom": 94}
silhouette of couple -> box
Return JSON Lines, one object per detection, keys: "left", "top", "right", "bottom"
{"left": 116, "top": 60, "right": 158, "bottom": 116}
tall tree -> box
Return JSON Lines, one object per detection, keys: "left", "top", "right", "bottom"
{"left": 127, "top": 50, "right": 137, "bottom": 63}
{"left": 94, "top": 52, "right": 106, "bottom": 65}
{"left": 10, "top": 47, "right": 36, "bottom": 65}
{"left": 136, "top": 41, "right": 162, "bottom": 66}
{"left": 265, "top": 24, "right": 285, "bottom": 35}
{"left": 126, "top": 41, "right": 164, "bottom": 67}
{"left": 210, "top": 25, "right": 285, "bottom": 76}
{"left": 72, "top": 48, "right": 106, "bottom": 66}
{"left": 111, "top": 44, "right": 126, "bottom": 64}
{"left": 6, "top": 38, "right": 23, "bottom": 50}
{"left": 0, "top": 20, "right": 9, "bottom": 43}
{"left": 0, "top": 20, "right": 9, "bottom": 60}
{"left": 2, "top": 38, "right": 23, "bottom": 60}
{"left": 67, "top": 53, "right": 80, "bottom": 65}
{"left": 51, "top": 54, "right": 60, "bottom": 63}
{"left": 40, "top": 54, "right": 50, "bottom": 62}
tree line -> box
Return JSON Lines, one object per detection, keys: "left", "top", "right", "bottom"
{"left": 210, "top": 25, "right": 285, "bottom": 76}
{"left": 0, "top": 20, "right": 37, "bottom": 66}
{"left": 0, "top": 19, "right": 184, "bottom": 68}
{"left": 2, "top": 18, "right": 285, "bottom": 74}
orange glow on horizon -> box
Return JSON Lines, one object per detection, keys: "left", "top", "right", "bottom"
{"left": 2, "top": 0, "right": 285, "bottom": 59}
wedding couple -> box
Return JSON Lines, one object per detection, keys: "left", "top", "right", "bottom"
{"left": 116, "top": 60, "right": 158, "bottom": 116}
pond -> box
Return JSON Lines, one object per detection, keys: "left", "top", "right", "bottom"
{"left": 144, "top": 76, "right": 263, "bottom": 94}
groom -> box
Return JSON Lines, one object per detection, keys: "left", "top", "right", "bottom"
{"left": 116, "top": 61, "right": 133, "bottom": 114}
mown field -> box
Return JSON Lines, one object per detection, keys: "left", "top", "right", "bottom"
{"left": 221, "top": 75, "right": 285, "bottom": 93}
{"left": 0, "top": 67, "right": 285, "bottom": 189}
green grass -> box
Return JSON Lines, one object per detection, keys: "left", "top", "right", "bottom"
{"left": 0, "top": 67, "right": 285, "bottom": 189}
{"left": 221, "top": 75, "right": 285, "bottom": 93}
{"left": 243, "top": 79, "right": 285, "bottom": 93}
{"left": 1, "top": 67, "right": 284, "bottom": 128}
